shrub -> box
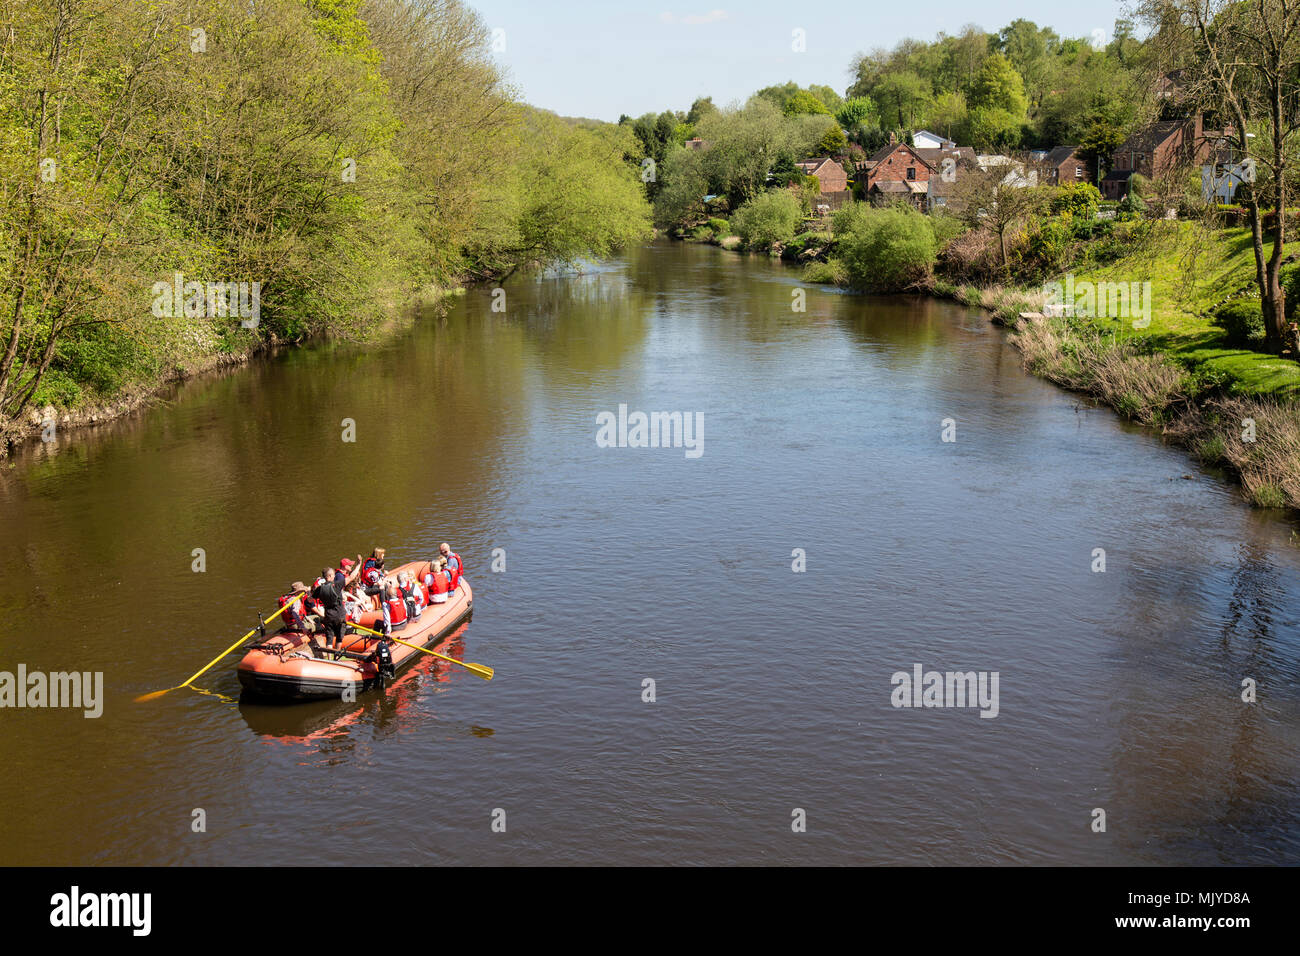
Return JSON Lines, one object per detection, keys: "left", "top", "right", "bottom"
{"left": 836, "top": 204, "right": 937, "bottom": 290}
{"left": 730, "top": 189, "right": 804, "bottom": 250}
{"left": 1051, "top": 182, "right": 1102, "bottom": 221}
{"left": 802, "top": 258, "right": 848, "bottom": 284}
{"left": 707, "top": 218, "right": 730, "bottom": 237}
{"left": 831, "top": 200, "right": 870, "bottom": 237}
{"left": 1116, "top": 190, "right": 1146, "bottom": 221}
{"left": 1282, "top": 261, "right": 1300, "bottom": 319}
{"left": 1212, "top": 299, "right": 1266, "bottom": 348}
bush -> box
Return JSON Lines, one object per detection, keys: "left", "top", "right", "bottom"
{"left": 831, "top": 200, "right": 870, "bottom": 237}
{"left": 1051, "top": 182, "right": 1102, "bottom": 221}
{"left": 730, "top": 190, "right": 804, "bottom": 250}
{"left": 707, "top": 218, "right": 730, "bottom": 237}
{"left": 1212, "top": 299, "right": 1267, "bottom": 348}
{"left": 802, "top": 259, "right": 848, "bottom": 284}
{"left": 1282, "top": 262, "right": 1300, "bottom": 319}
{"left": 836, "top": 204, "right": 937, "bottom": 290}
{"left": 1116, "top": 191, "right": 1146, "bottom": 221}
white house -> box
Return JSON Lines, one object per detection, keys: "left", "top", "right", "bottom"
{"left": 977, "top": 154, "right": 1038, "bottom": 188}
{"left": 1202, "top": 157, "right": 1250, "bottom": 203}
{"left": 912, "top": 129, "right": 953, "bottom": 150}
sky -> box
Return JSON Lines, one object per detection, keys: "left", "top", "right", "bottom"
{"left": 470, "top": 1, "right": 1133, "bottom": 122}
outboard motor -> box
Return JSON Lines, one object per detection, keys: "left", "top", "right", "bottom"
{"left": 376, "top": 640, "right": 396, "bottom": 680}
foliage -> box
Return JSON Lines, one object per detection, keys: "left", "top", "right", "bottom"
{"left": 0, "top": 0, "right": 651, "bottom": 424}
{"left": 836, "top": 205, "right": 938, "bottom": 290}
{"left": 1212, "top": 300, "right": 1267, "bottom": 348}
{"left": 730, "top": 190, "right": 805, "bottom": 250}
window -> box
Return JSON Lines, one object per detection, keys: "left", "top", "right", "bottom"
{"left": 1075, "top": 165, "right": 1083, "bottom": 178}
{"left": 906, "top": 167, "right": 916, "bottom": 180}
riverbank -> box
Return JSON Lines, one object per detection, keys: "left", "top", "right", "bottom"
{"left": 0, "top": 282, "right": 465, "bottom": 457}
{"left": 676, "top": 221, "right": 1300, "bottom": 513}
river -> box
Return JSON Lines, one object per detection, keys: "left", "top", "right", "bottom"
{"left": 1, "top": 239, "right": 1297, "bottom": 865}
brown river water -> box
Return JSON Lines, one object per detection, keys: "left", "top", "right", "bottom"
{"left": 1, "top": 239, "right": 1298, "bottom": 865}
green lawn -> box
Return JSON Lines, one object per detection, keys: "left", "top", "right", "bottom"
{"left": 1069, "top": 223, "right": 1300, "bottom": 398}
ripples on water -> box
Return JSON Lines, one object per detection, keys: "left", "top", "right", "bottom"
{"left": 0, "top": 240, "right": 1297, "bottom": 865}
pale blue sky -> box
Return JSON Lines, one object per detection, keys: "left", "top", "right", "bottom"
{"left": 471, "top": 1, "right": 1134, "bottom": 121}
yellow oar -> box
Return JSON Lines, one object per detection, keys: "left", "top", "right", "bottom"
{"left": 349, "top": 622, "right": 493, "bottom": 681}
{"left": 135, "top": 593, "right": 307, "bottom": 702}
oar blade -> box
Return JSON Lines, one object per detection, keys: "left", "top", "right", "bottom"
{"left": 464, "top": 662, "right": 494, "bottom": 681}
{"left": 134, "top": 688, "right": 174, "bottom": 703}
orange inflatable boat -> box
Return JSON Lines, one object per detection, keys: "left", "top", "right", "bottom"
{"left": 236, "top": 560, "right": 473, "bottom": 700}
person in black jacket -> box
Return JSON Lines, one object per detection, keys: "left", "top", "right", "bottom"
{"left": 312, "top": 566, "right": 347, "bottom": 653}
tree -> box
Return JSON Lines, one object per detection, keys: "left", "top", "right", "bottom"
{"left": 950, "top": 170, "right": 1050, "bottom": 271}
{"left": 1142, "top": 0, "right": 1300, "bottom": 353}
{"left": 836, "top": 97, "right": 878, "bottom": 129}
{"left": 817, "top": 126, "right": 849, "bottom": 155}
{"left": 925, "top": 91, "right": 969, "bottom": 141}
{"left": 970, "top": 53, "right": 1028, "bottom": 119}
{"left": 874, "top": 72, "right": 932, "bottom": 128}
{"left": 687, "top": 96, "right": 717, "bottom": 125}
{"left": 784, "top": 89, "right": 832, "bottom": 116}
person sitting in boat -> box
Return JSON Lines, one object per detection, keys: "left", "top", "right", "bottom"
{"left": 358, "top": 548, "right": 387, "bottom": 589}
{"left": 439, "top": 543, "right": 462, "bottom": 588}
{"left": 380, "top": 579, "right": 409, "bottom": 635}
{"left": 425, "top": 557, "right": 450, "bottom": 604}
{"left": 398, "top": 572, "right": 424, "bottom": 620}
{"left": 280, "top": 585, "right": 309, "bottom": 632}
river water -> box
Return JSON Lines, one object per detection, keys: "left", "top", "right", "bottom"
{"left": 1, "top": 239, "right": 1298, "bottom": 865}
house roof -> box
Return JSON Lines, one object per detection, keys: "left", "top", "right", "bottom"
{"left": 1044, "top": 146, "right": 1081, "bottom": 166}
{"left": 1115, "top": 120, "right": 1184, "bottom": 156}
{"left": 865, "top": 141, "right": 934, "bottom": 170}
{"left": 870, "top": 180, "right": 928, "bottom": 194}
{"left": 914, "top": 146, "right": 977, "bottom": 169}
{"left": 795, "top": 157, "right": 840, "bottom": 174}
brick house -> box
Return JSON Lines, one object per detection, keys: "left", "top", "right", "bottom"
{"left": 794, "top": 157, "right": 848, "bottom": 194}
{"left": 1040, "top": 146, "right": 1094, "bottom": 187}
{"left": 858, "top": 139, "right": 934, "bottom": 211}
{"left": 1100, "top": 114, "right": 1215, "bottom": 200}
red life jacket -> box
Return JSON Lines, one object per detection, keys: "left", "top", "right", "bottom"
{"left": 279, "top": 594, "right": 305, "bottom": 629}
{"left": 447, "top": 552, "right": 463, "bottom": 588}
{"left": 428, "top": 570, "right": 449, "bottom": 598}
{"left": 385, "top": 594, "right": 408, "bottom": 629}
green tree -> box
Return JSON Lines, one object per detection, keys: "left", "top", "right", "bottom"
{"left": 874, "top": 72, "right": 932, "bottom": 128}
{"left": 969, "top": 53, "right": 1028, "bottom": 119}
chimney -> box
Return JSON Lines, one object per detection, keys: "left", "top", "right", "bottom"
{"left": 889, "top": 131, "right": 897, "bottom": 145}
